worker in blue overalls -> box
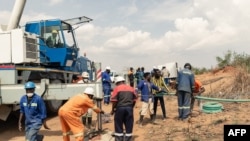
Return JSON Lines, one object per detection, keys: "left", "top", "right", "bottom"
{"left": 176, "top": 63, "right": 195, "bottom": 121}
{"left": 102, "top": 66, "right": 112, "bottom": 105}
{"left": 18, "top": 81, "right": 50, "bottom": 141}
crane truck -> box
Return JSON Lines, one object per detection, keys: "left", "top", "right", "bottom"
{"left": 0, "top": 0, "right": 103, "bottom": 122}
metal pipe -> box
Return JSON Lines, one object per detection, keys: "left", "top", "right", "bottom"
{"left": 195, "top": 96, "right": 250, "bottom": 102}
{"left": 7, "top": 0, "right": 27, "bottom": 31}
{"left": 96, "top": 98, "right": 102, "bottom": 131}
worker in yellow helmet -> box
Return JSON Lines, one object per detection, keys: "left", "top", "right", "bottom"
{"left": 46, "top": 29, "right": 62, "bottom": 47}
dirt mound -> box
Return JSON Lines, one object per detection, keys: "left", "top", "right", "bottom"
{"left": 197, "top": 66, "right": 250, "bottom": 99}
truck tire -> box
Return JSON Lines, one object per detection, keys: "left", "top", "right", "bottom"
{"left": 46, "top": 80, "right": 63, "bottom": 114}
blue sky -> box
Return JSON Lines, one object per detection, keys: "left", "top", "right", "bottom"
{"left": 1, "top": 0, "right": 250, "bottom": 72}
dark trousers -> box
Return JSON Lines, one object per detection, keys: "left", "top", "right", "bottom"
{"left": 177, "top": 91, "right": 191, "bottom": 119}
{"left": 114, "top": 106, "right": 134, "bottom": 141}
{"left": 153, "top": 96, "right": 166, "bottom": 118}
{"left": 129, "top": 81, "right": 134, "bottom": 88}
{"left": 164, "top": 78, "right": 169, "bottom": 85}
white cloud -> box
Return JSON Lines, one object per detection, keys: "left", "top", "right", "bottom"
{"left": 48, "top": 0, "right": 64, "bottom": 6}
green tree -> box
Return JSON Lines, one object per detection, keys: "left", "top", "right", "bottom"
{"left": 216, "top": 50, "right": 232, "bottom": 68}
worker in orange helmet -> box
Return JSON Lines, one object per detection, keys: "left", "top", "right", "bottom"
{"left": 190, "top": 79, "right": 205, "bottom": 112}
{"left": 58, "top": 87, "right": 104, "bottom": 141}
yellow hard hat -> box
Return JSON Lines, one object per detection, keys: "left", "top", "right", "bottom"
{"left": 52, "top": 30, "right": 58, "bottom": 34}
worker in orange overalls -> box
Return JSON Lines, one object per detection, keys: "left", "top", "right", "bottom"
{"left": 190, "top": 79, "right": 205, "bottom": 112}
{"left": 58, "top": 87, "right": 104, "bottom": 141}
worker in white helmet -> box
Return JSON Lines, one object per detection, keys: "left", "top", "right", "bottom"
{"left": 110, "top": 76, "right": 137, "bottom": 141}
{"left": 72, "top": 72, "right": 90, "bottom": 84}
{"left": 77, "top": 71, "right": 90, "bottom": 84}
{"left": 77, "top": 72, "right": 93, "bottom": 129}
{"left": 58, "top": 87, "right": 104, "bottom": 141}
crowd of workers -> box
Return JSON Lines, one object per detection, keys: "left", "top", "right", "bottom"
{"left": 17, "top": 63, "right": 205, "bottom": 141}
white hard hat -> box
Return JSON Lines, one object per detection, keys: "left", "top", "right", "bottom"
{"left": 115, "top": 76, "right": 125, "bottom": 84}
{"left": 153, "top": 66, "right": 157, "bottom": 69}
{"left": 81, "top": 71, "right": 89, "bottom": 78}
{"left": 106, "top": 66, "right": 111, "bottom": 70}
{"left": 84, "top": 87, "right": 94, "bottom": 95}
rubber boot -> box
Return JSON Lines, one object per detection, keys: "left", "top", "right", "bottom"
{"left": 82, "top": 116, "right": 87, "bottom": 125}
{"left": 87, "top": 117, "right": 92, "bottom": 129}
{"left": 139, "top": 115, "right": 144, "bottom": 127}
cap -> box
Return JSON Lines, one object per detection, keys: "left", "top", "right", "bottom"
{"left": 106, "top": 66, "right": 111, "bottom": 70}
{"left": 84, "top": 87, "right": 94, "bottom": 96}
{"left": 115, "top": 76, "right": 125, "bottom": 84}
{"left": 81, "top": 71, "right": 89, "bottom": 78}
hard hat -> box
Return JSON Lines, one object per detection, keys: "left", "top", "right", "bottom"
{"left": 24, "top": 81, "right": 36, "bottom": 89}
{"left": 115, "top": 76, "right": 125, "bottom": 84}
{"left": 81, "top": 71, "right": 89, "bottom": 78}
{"left": 153, "top": 66, "right": 157, "bottom": 69}
{"left": 106, "top": 66, "right": 111, "bottom": 70}
{"left": 84, "top": 87, "right": 94, "bottom": 96}
{"left": 184, "top": 63, "right": 192, "bottom": 70}
{"left": 52, "top": 30, "right": 58, "bottom": 34}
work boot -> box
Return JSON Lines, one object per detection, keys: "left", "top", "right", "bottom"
{"left": 139, "top": 115, "right": 144, "bottom": 127}
{"left": 82, "top": 116, "right": 87, "bottom": 125}
{"left": 87, "top": 117, "right": 92, "bottom": 128}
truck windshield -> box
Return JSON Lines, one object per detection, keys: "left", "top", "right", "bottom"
{"left": 61, "top": 22, "right": 76, "bottom": 48}
{"left": 42, "top": 26, "right": 64, "bottom": 48}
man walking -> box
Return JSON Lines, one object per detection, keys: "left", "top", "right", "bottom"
{"left": 102, "top": 66, "right": 112, "bottom": 105}
{"left": 58, "top": 87, "right": 104, "bottom": 141}
{"left": 152, "top": 69, "right": 169, "bottom": 121}
{"left": 110, "top": 76, "right": 137, "bottom": 141}
{"left": 176, "top": 63, "right": 195, "bottom": 121}
{"left": 19, "top": 81, "right": 50, "bottom": 141}
{"left": 137, "top": 72, "right": 160, "bottom": 127}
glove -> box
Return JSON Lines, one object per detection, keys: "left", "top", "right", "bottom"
{"left": 100, "top": 110, "right": 105, "bottom": 114}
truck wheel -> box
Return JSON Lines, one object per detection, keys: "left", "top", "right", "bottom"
{"left": 46, "top": 80, "right": 63, "bottom": 114}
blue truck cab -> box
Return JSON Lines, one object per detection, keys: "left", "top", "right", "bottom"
{"left": 24, "top": 16, "right": 92, "bottom": 72}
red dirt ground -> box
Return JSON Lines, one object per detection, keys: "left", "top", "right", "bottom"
{"left": 1, "top": 67, "right": 250, "bottom": 141}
